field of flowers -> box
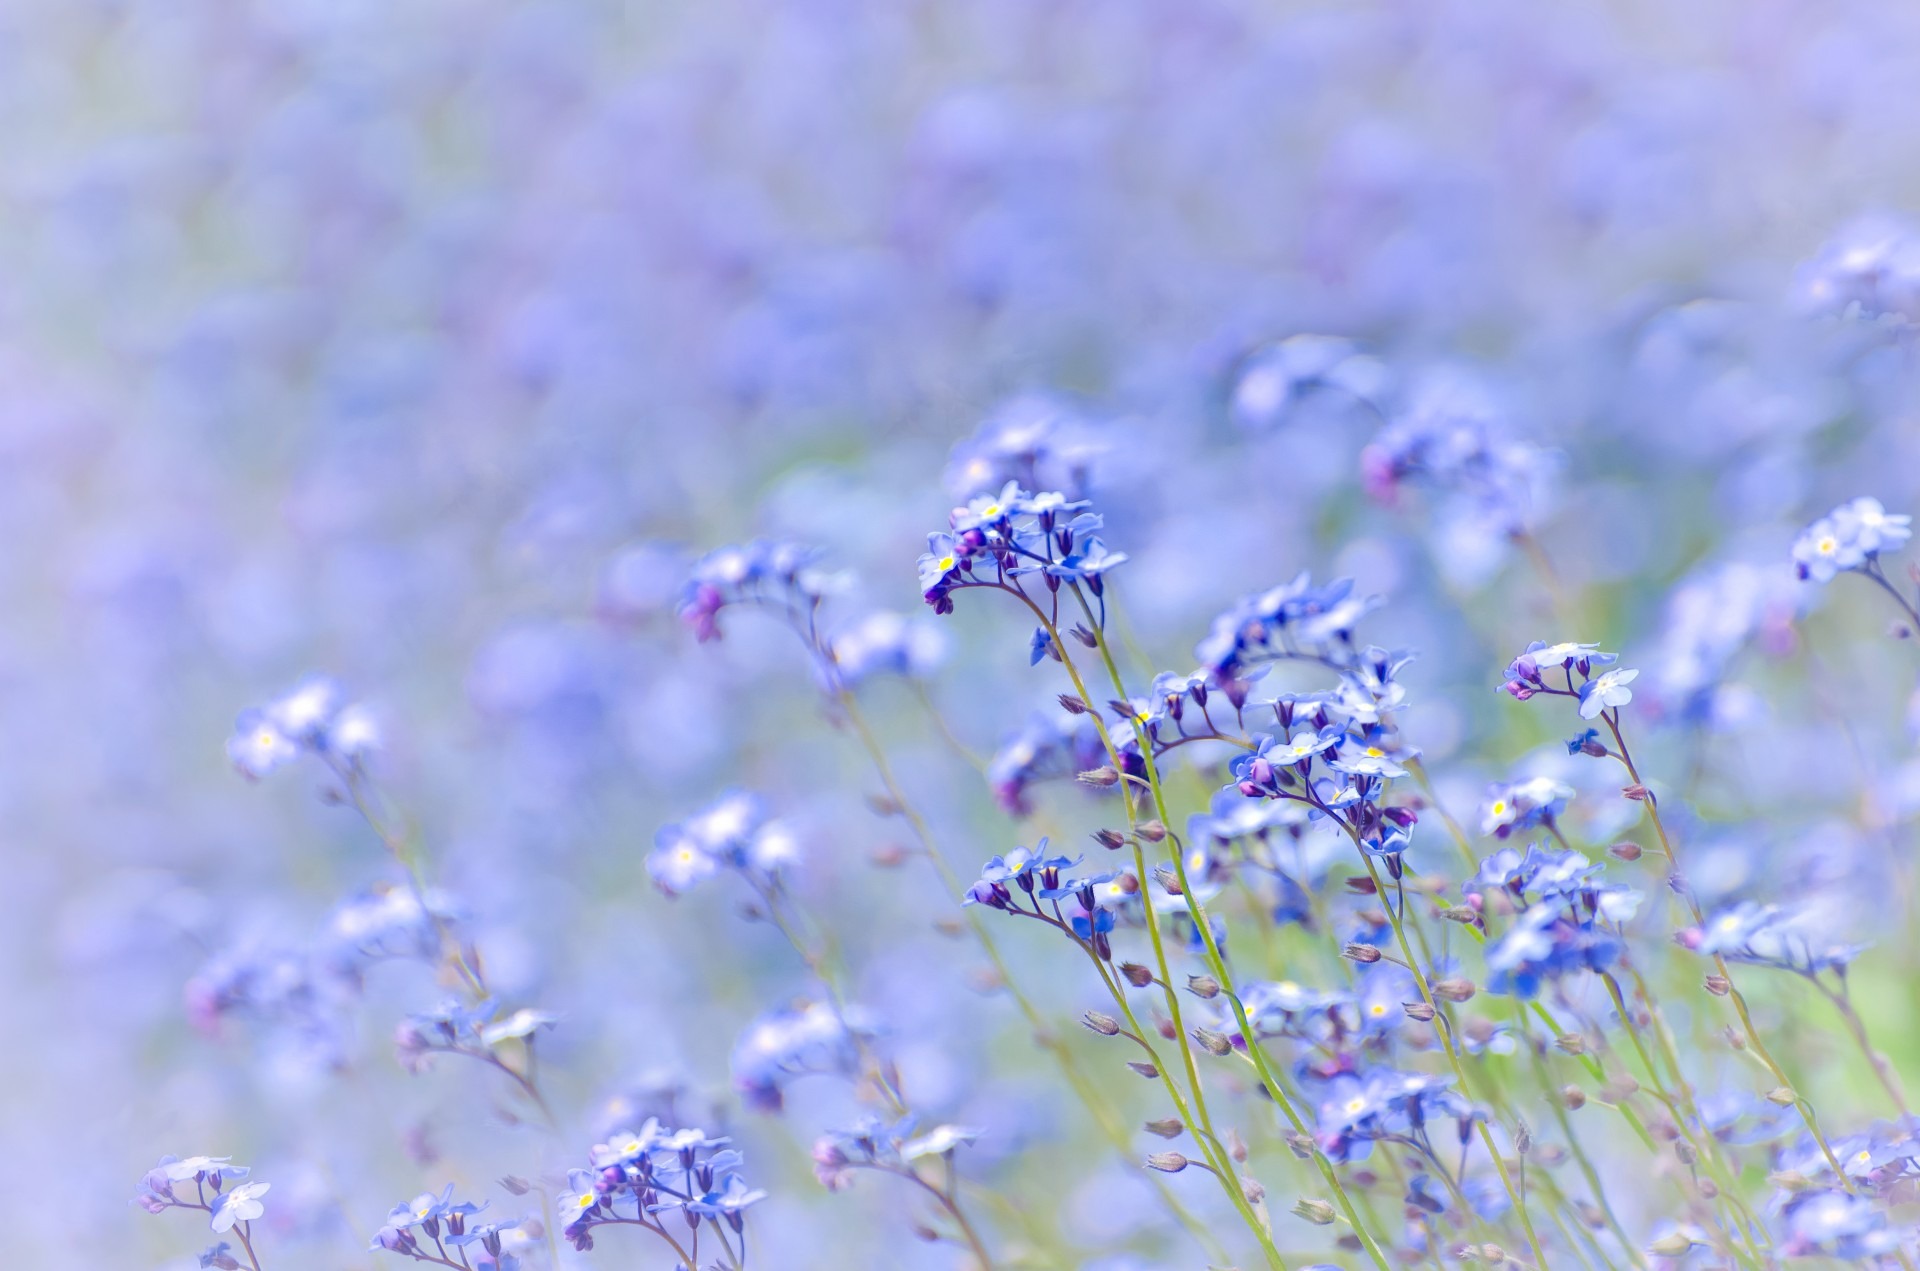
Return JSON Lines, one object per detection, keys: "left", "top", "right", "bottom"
{"left": 13, "top": 2, "right": 1920, "bottom": 1268}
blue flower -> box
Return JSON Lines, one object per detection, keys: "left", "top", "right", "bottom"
{"left": 978, "top": 838, "right": 1080, "bottom": 891}
{"left": 1029, "top": 626, "right": 1055, "bottom": 665}
{"left": 1066, "top": 897, "right": 1116, "bottom": 941}
{"left": 917, "top": 532, "right": 963, "bottom": 600}
{"left": 1483, "top": 905, "right": 1620, "bottom": 998}
{"left": 1046, "top": 538, "right": 1129, "bottom": 594}
{"left": 687, "top": 1174, "right": 768, "bottom": 1226}
{"left": 1480, "top": 776, "right": 1573, "bottom": 838}
{"left": 1576, "top": 667, "right": 1637, "bottom": 719}
{"left": 225, "top": 710, "right": 300, "bottom": 779}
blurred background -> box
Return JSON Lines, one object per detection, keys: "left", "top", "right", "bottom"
{"left": 9, "top": 0, "right": 1920, "bottom": 1266}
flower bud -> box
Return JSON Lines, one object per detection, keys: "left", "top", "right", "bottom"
{"left": 1144, "top": 1151, "right": 1188, "bottom": 1173}
{"left": 1622, "top": 784, "right": 1651, "bottom": 802}
{"left": 1576, "top": 1200, "right": 1606, "bottom": 1229}
{"left": 1192, "top": 1027, "right": 1233, "bottom": 1056}
{"left": 1404, "top": 1001, "right": 1436, "bottom": 1022}
{"left": 1431, "top": 977, "right": 1476, "bottom": 1002}
{"left": 1439, "top": 905, "right": 1479, "bottom": 923}
{"left": 1674, "top": 1140, "right": 1696, "bottom": 1166}
{"left": 1609, "top": 841, "right": 1643, "bottom": 862}
{"left": 1648, "top": 1232, "right": 1696, "bottom": 1256}
{"left": 1186, "top": 974, "right": 1221, "bottom": 998}
{"left": 1137, "top": 820, "right": 1168, "bottom": 843}
{"left": 1081, "top": 1011, "right": 1122, "bottom": 1036}
{"left": 1127, "top": 1060, "right": 1159, "bottom": 1078}
{"left": 1698, "top": 1179, "right": 1718, "bottom": 1199}
{"left": 1342, "top": 942, "right": 1383, "bottom": 963}
{"left": 1284, "top": 1131, "right": 1316, "bottom": 1159}
{"left": 1765, "top": 1086, "right": 1797, "bottom": 1107}
{"left": 1768, "top": 1169, "right": 1814, "bottom": 1192}
{"left": 1291, "top": 1198, "right": 1337, "bottom": 1225}
{"left": 1078, "top": 766, "right": 1120, "bottom": 788}
{"left": 1092, "top": 828, "right": 1126, "bottom": 851}
{"left": 1240, "top": 1175, "right": 1265, "bottom": 1204}
{"left": 1560, "top": 1085, "right": 1586, "bottom": 1110}
{"left": 1118, "top": 962, "right": 1155, "bottom": 988}
{"left": 1703, "top": 974, "right": 1730, "bottom": 996}
{"left": 1143, "top": 1118, "right": 1184, "bottom": 1139}
{"left": 1480, "top": 1244, "right": 1508, "bottom": 1265}
{"left": 1057, "top": 694, "right": 1089, "bottom": 715}
{"left": 1227, "top": 1129, "right": 1249, "bottom": 1163}
{"left": 1555, "top": 1033, "right": 1587, "bottom": 1055}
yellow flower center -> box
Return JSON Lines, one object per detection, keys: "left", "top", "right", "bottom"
{"left": 1818, "top": 536, "right": 1837, "bottom": 554}
{"left": 938, "top": 555, "right": 955, "bottom": 571}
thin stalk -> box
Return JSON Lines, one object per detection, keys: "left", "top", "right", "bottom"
{"left": 1055, "top": 588, "right": 1391, "bottom": 1271}
{"left": 1601, "top": 710, "right": 1852, "bottom": 1188}
{"left": 837, "top": 691, "right": 1228, "bottom": 1263}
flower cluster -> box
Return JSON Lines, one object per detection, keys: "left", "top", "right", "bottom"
{"left": 1226, "top": 697, "right": 1420, "bottom": 860}
{"left": 645, "top": 790, "right": 800, "bottom": 897}
{"left": 556, "top": 1123, "right": 765, "bottom": 1260}
{"left": 1681, "top": 902, "right": 1865, "bottom": 977}
{"left": 812, "top": 1115, "right": 982, "bottom": 1191}
{"left": 963, "top": 837, "right": 1137, "bottom": 960}
{"left": 1793, "top": 496, "right": 1913, "bottom": 583}
{"left": 138, "top": 1156, "right": 271, "bottom": 1262}
{"left": 729, "top": 998, "right": 879, "bottom": 1112}
{"left": 226, "top": 675, "right": 382, "bottom": 779}
{"left": 1498, "top": 641, "right": 1639, "bottom": 720}
{"left": 394, "top": 998, "right": 556, "bottom": 1079}
{"left": 917, "top": 481, "right": 1125, "bottom": 617}
{"left": 369, "top": 1185, "right": 522, "bottom": 1268}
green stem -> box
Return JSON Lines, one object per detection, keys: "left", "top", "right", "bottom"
{"left": 837, "top": 691, "right": 1229, "bottom": 1264}
{"left": 1053, "top": 587, "right": 1389, "bottom": 1271}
